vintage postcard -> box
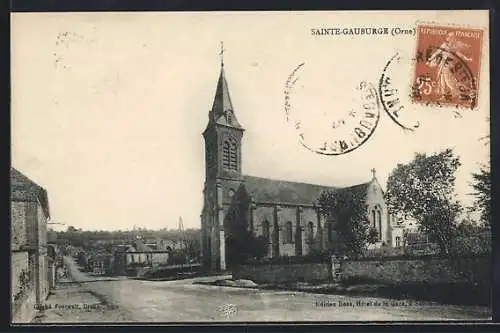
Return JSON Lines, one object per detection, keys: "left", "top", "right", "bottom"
{"left": 10, "top": 10, "right": 491, "bottom": 324}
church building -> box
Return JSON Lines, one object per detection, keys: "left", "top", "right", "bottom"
{"left": 200, "top": 52, "right": 392, "bottom": 272}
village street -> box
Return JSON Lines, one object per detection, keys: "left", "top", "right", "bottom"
{"left": 36, "top": 256, "right": 491, "bottom": 323}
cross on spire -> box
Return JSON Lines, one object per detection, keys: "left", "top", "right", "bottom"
{"left": 371, "top": 168, "right": 376, "bottom": 179}
{"left": 219, "top": 41, "right": 225, "bottom": 67}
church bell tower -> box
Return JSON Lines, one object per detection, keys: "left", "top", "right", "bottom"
{"left": 202, "top": 48, "right": 244, "bottom": 181}
{"left": 201, "top": 43, "right": 244, "bottom": 271}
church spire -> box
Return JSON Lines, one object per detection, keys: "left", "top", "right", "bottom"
{"left": 209, "top": 43, "right": 243, "bottom": 129}
{"left": 212, "top": 64, "right": 234, "bottom": 116}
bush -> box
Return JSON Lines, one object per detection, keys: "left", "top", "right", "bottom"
{"left": 329, "top": 241, "right": 440, "bottom": 260}
{"left": 449, "top": 233, "right": 491, "bottom": 256}
{"left": 226, "top": 226, "right": 268, "bottom": 266}
{"left": 360, "top": 232, "right": 490, "bottom": 260}
{"left": 361, "top": 246, "right": 406, "bottom": 259}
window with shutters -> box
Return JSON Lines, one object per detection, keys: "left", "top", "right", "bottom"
{"left": 222, "top": 141, "right": 230, "bottom": 169}
{"left": 222, "top": 138, "right": 238, "bottom": 171}
{"left": 229, "top": 141, "right": 237, "bottom": 170}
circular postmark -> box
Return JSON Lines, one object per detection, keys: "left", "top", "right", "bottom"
{"left": 379, "top": 52, "right": 421, "bottom": 131}
{"left": 284, "top": 63, "right": 381, "bottom": 155}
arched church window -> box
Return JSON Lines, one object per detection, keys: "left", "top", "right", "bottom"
{"left": 376, "top": 209, "right": 382, "bottom": 241}
{"left": 371, "top": 210, "right": 376, "bottom": 228}
{"left": 262, "top": 221, "right": 270, "bottom": 243}
{"left": 285, "top": 221, "right": 293, "bottom": 243}
{"left": 307, "top": 222, "right": 314, "bottom": 242}
{"left": 273, "top": 220, "right": 280, "bottom": 245}
{"left": 222, "top": 141, "right": 230, "bottom": 168}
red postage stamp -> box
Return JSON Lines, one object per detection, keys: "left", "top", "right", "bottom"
{"left": 411, "top": 24, "right": 484, "bottom": 109}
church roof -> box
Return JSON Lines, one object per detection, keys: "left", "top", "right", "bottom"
{"left": 242, "top": 175, "right": 372, "bottom": 206}
{"left": 10, "top": 167, "right": 50, "bottom": 219}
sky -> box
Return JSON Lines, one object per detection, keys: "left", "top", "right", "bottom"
{"left": 11, "top": 11, "right": 489, "bottom": 231}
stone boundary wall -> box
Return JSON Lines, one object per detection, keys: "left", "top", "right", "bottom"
{"left": 233, "top": 255, "right": 490, "bottom": 285}
{"left": 341, "top": 255, "right": 490, "bottom": 284}
{"left": 233, "top": 262, "right": 331, "bottom": 283}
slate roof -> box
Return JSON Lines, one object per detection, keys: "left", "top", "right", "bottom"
{"left": 133, "top": 240, "right": 154, "bottom": 252}
{"left": 204, "top": 65, "right": 243, "bottom": 131}
{"left": 10, "top": 167, "right": 50, "bottom": 218}
{"left": 242, "top": 175, "right": 372, "bottom": 205}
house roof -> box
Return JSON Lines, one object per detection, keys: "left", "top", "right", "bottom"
{"left": 133, "top": 240, "right": 154, "bottom": 252}
{"left": 10, "top": 167, "right": 50, "bottom": 218}
{"left": 242, "top": 175, "right": 372, "bottom": 206}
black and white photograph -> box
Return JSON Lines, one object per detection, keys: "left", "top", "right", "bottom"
{"left": 10, "top": 10, "right": 491, "bottom": 324}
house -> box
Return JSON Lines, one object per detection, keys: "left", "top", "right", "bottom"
{"left": 200, "top": 59, "right": 393, "bottom": 271}
{"left": 76, "top": 251, "right": 89, "bottom": 268}
{"left": 112, "top": 240, "right": 171, "bottom": 275}
{"left": 88, "top": 253, "right": 113, "bottom": 276}
{"left": 160, "top": 239, "right": 188, "bottom": 252}
{"left": 11, "top": 167, "right": 52, "bottom": 322}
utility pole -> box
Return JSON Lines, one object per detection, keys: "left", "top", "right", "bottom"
{"left": 179, "top": 216, "right": 187, "bottom": 263}
{"left": 178, "top": 216, "right": 184, "bottom": 251}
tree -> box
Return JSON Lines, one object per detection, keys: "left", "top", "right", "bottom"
{"left": 66, "top": 225, "right": 78, "bottom": 232}
{"left": 385, "top": 148, "right": 462, "bottom": 254}
{"left": 226, "top": 222, "right": 268, "bottom": 266}
{"left": 318, "top": 188, "right": 377, "bottom": 257}
{"left": 455, "top": 216, "right": 483, "bottom": 237}
{"left": 470, "top": 165, "right": 491, "bottom": 227}
{"left": 367, "top": 227, "right": 379, "bottom": 244}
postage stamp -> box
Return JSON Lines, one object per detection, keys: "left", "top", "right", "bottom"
{"left": 411, "top": 24, "right": 484, "bottom": 109}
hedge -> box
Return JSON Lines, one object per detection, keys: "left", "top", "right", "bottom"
{"left": 242, "top": 234, "right": 490, "bottom": 264}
